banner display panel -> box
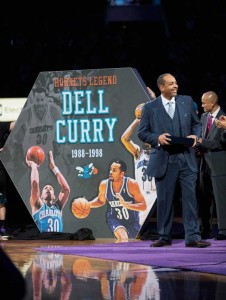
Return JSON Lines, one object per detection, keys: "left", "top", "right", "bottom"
{"left": 0, "top": 98, "right": 27, "bottom": 121}
{"left": 1, "top": 68, "right": 156, "bottom": 238}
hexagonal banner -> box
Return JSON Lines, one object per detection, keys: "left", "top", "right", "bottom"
{"left": 1, "top": 67, "right": 157, "bottom": 238}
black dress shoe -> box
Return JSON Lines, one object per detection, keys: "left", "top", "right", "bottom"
{"left": 186, "top": 240, "right": 211, "bottom": 248}
{"left": 214, "top": 234, "right": 226, "bottom": 240}
{"left": 151, "top": 240, "right": 172, "bottom": 247}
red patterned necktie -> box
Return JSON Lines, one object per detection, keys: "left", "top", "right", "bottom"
{"left": 205, "top": 114, "right": 213, "bottom": 137}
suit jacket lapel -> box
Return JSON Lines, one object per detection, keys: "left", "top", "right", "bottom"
{"left": 203, "top": 113, "right": 209, "bottom": 137}
{"left": 155, "top": 97, "right": 169, "bottom": 132}
{"left": 208, "top": 109, "right": 224, "bottom": 138}
{"left": 175, "top": 96, "right": 186, "bottom": 135}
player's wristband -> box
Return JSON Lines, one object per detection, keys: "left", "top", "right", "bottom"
{"left": 52, "top": 167, "right": 60, "bottom": 175}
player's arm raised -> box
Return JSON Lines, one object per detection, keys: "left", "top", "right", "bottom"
{"left": 49, "top": 151, "right": 70, "bottom": 209}
{"left": 26, "top": 159, "right": 42, "bottom": 213}
{"left": 121, "top": 119, "right": 141, "bottom": 159}
{"left": 89, "top": 180, "right": 107, "bottom": 208}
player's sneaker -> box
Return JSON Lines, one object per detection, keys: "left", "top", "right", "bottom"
{"left": 0, "top": 226, "right": 14, "bottom": 240}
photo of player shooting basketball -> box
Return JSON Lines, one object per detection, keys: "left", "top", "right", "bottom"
{"left": 26, "top": 149, "right": 70, "bottom": 232}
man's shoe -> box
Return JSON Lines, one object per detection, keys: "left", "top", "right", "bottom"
{"left": 151, "top": 240, "right": 172, "bottom": 247}
{"left": 186, "top": 240, "right": 211, "bottom": 248}
{"left": 214, "top": 234, "right": 226, "bottom": 240}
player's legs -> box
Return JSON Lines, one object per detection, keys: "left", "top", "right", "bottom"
{"left": 114, "top": 226, "right": 129, "bottom": 240}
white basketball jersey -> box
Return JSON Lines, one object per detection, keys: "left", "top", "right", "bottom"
{"left": 135, "top": 149, "right": 157, "bottom": 225}
{"left": 21, "top": 102, "right": 58, "bottom": 155}
{"left": 134, "top": 150, "right": 156, "bottom": 192}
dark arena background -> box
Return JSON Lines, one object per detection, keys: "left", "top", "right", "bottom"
{"left": 1, "top": 2, "right": 226, "bottom": 299}
{"left": 1, "top": 0, "right": 226, "bottom": 112}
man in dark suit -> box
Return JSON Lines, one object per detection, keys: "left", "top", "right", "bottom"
{"left": 197, "top": 91, "right": 226, "bottom": 240}
{"left": 138, "top": 73, "right": 211, "bottom": 248}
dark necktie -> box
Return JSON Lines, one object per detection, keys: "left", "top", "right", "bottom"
{"left": 205, "top": 114, "right": 213, "bottom": 137}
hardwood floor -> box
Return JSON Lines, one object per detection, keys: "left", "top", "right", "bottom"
{"left": 1, "top": 239, "right": 226, "bottom": 300}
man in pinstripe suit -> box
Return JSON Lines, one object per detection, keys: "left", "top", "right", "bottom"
{"left": 138, "top": 73, "right": 210, "bottom": 248}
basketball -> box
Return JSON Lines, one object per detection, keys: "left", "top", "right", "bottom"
{"left": 72, "top": 197, "right": 91, "bottom": 219}
{"left": 135, "top": 103, "right": 145, "bottom": 119}
{"left": 72, "top": 258, "right": 92, "bottom": 277}
{"left": 26, "top": 146, "right": 45, "bottom": 166}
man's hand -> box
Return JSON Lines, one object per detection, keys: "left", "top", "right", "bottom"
{"left": 215, "top": 115, "right": 226, "bottom": 129}
{"left": 219, "top": 115, "right": 226, "bottom": 121}
{"left": 115, "top": 193, "right": 132, "bottom": 209}
{"left": 26, "top": 157, "right": 38, "bottom": 168}
{"left": 158, "top": 133, "right": 171, "bottom": 145}
{"left": 187, "top": 135, "right": 198, "bottom": 147}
